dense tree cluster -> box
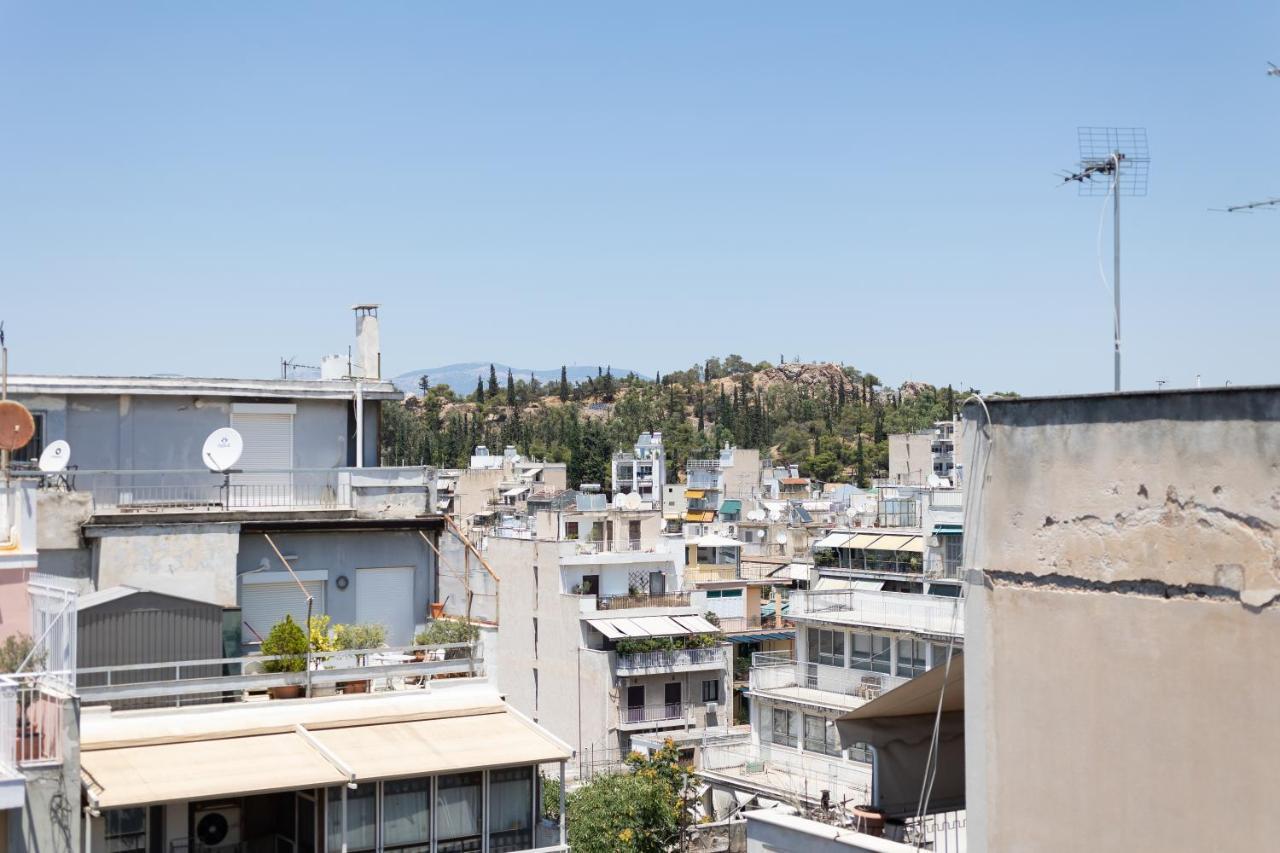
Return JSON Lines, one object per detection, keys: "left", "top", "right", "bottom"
{"left": 381, "top": 358, "right": 982, "bottom": 488}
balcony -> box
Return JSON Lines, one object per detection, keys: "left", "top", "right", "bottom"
{"left": 717, "top": 615, "right": 790, "bottom": 634}
{"left": 617, "top": 701, "right": 700, "bottom": 730}
{"left": 698, "top": 740, "right": 871, "bottom": 809}
{"left": 749, "top": 655, "right": 909, "bottom": 709}
{"left": 595, "top": 591, "right": 692, "bottom": 610}
{"left": 790, "top": 589, "right": 964, "bottom": 637}
{"left": 685, "top": 564, "right": 738, "bottom": 583}
{"left": 52, "top": 466, "right": 435, "bottom": 517}
{"left": 0, "top": 673, "right": 68, "bottom": 773}
{"left": 615, "top": 646, "right": 728, "bottom": 675}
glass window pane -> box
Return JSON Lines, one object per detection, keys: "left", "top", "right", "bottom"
{"left": 437, "top": 772, "right": 483, "bottom": 853}
{"left": 383, "top": 777, "right": 430, "bottom": 850}
{"left": 328, "top": 785, "right": 377, "bottom": 852}
{"left": 489, "top": 767, "right": 533, "bottom": 853}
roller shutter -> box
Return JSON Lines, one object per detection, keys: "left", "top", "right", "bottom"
{"left": 241, "top": 580, "right": 325, "bottom": 644}
{"left": 355, "top": 567, "right": 416, "bottom": 645}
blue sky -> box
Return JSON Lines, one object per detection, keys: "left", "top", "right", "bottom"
{"left": 1, "top": 2, "right": 1276, "bottom": 395}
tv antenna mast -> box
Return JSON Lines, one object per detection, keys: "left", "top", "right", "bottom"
{"left": 1059, "top": 127, "right": 1149, "bottom": 392}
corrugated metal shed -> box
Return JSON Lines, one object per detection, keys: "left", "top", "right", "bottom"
{"left": 77, "top": 587, "right": 225, "bottom": 707}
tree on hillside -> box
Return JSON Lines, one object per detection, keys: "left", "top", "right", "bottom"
{"left": 474, "top": 377, "right": 485, "bottom": 404}
{"left": 417, "top": 374, "right": 429, "bottom": 395}
{"left": 506, "top": 368, "right": 516, "bottom": 406}
{"left": 487, "top": 364, "right": 499, "bottom": 398}
{"left": 559, "top": 366, "right": 569, "bottom": 402}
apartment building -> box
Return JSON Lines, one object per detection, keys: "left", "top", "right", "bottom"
{"left": 610, "top": 431, "right": 666, "bottom": 504}
{"left": 490, "top": 502, "right": 732, "bottom": 762}
{"left": 887, "top": 420, "right": 963, "bottom": 486}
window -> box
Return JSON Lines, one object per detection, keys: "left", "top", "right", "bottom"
{"left": 564, "top": 521, "right": 578, "bottom": 540}
{"left": 701, "top": 679, "right": 720, "bottom": 704}
{"left": 897, "top": 638, "right": 927, "bottom": 678}
{"left": 488, "top": 766, "right": 534, "bottom": 852}
{"left": 10, "top": 411, "right": 44, "bottom": 464}
{"left": 104, "top": 808, "right": 147, "bottom": 853}
{"left": 769, "top": 707, "right": 797, "bottom": 747}
{"left": 532, "top": 618, "right": 539, "bottom": 659}
{"left": 806, "top": 628, "right": 845, "bottom": 668}
{"left": 930, "top": 643, "right": 954, "bottom": 670}
{"left": 706, "top": 589, "right": 743, "bottom": 599}
{"left": 328, "top": 784, "right": 376, "bottom": 852}
{"left": 437, "top": 772, "right": 484, "bottom": 852}
{"left": 803, "top": 714, "right": 842, "bottom": 757}
{"left": 383, "top": 777, "right": 431, "bottom": 852}
{"left": 848, "top": 632, "right": 892, "bottom": 674}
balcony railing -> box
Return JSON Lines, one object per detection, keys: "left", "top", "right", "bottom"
{"left": 615, "top": 647, "right": 726, "bottom": 673}
{"left": 596, "top": 592, "right": 691, "bottom": 610}
{"left": 570, "top": 539, "right": 653, "bottom": 555}
{"left": 621, "top": 701, "right": 695, "bottom": 725}
{"left": 716, "top": 615, "right": 789, "bottom": 633}
{"left": 749, "top": 656, "right": 909, "bottom": 702}
{"left": 923, "top": 553, "right": 964, "bottom": 579}
{"left": 699, "top": 742, "right": 871, "bottom": 807}
{"left": 790, "top": 589, "right": 964, "bottom": 637}
{"left": 0, "top": 673, "right": 67, "bottom": 769}
{"left": 48, "top": 466, "right": 435, "bottom": 515}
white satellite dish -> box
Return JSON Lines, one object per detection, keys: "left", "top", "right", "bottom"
{"left": 846, "top": 507, "right": 858, "bottom": 518}
{"left": 755, "top": 529, "right": 765, "bottom": 541}
{"left": 38, "top": 440, "right": 71, "bottom": 472}
{"left": 775, "top": 532, "right": 788, "bottom": 545}
{"left": 768, "top": 509, "right": 781, "bottom": 522}
{"left": 748, "top": 509, "right": 765, "bottom": 522}
{"left": 624, "top": 492, "right": 641, "bottom": 510}
{"left": 202, "top": 427, "right": 244, "bottom": 473}
{"left": 927, "top": 473, "right": 944, "bottom": 488}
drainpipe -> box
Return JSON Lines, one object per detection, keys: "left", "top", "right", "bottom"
{"left": 867, "top": 744, "right": 881, "bottom": 808}
{"left": 559, "top": 761, "right": 567, "bottom": 848}
{"left": 354, "top": 380, "right": 364, "bottom": 468}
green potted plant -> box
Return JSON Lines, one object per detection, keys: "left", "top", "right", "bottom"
{"left": 261, "top": 615, "right": 308, "bottom": 699}
{"left": 414, "top": 619, "right": 479, "bottom": 678}
{"left": 332, "top": 623, "right": 387, "bottom": 693}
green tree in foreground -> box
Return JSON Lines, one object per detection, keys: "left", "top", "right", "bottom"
{"left": 565, "top": 740, "right": 698, "bottom": 853}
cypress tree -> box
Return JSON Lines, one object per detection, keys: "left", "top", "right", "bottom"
{"left": 488, "top": 364, "right": 499, "bottom": 398}
{"left": 474, "top": 377, "right": 485, "bottom": 404}
{"left": 559, "top": 366, "right": 570, "bottom": 402}
{"left": 506, "top": 368, "right": 516, "bottom": 406}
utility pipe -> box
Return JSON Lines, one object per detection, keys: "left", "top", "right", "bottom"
{"left": 354, "top": 381, "right": 364, "bottom": 468}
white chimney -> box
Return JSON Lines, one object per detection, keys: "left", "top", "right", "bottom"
{"left": 352, "top": 304, "right": 380, "bottom": 379}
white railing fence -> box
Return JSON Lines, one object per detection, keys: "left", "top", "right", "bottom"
{"left": 27, "top": 574, "right": 78, "bottom": 684}
{"left": 699, "top": 743, "right": 872, "bottom": 808}
{"left": 615, "top": 647, "right": 726, "bottom": 672}
{"left": 749, "top": 658, "right": 908, "bottom": 701}
{"left": 790, "top": 588, "right": 964, "bottom": 635}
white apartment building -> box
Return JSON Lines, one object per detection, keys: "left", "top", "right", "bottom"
{"left": 611, "top": 431, "right": 667, "bottom": 505}
{"left": 490, "top": 504, "right": 732, "bottom": 764}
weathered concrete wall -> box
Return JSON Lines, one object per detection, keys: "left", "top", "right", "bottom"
{"left": 888, "top": 433, "right": 932, "bottom": 485}
{"left": 15, "top": 692, "right": 80, "bottom": 853}
{"left": 964, "top": 387, "right": 1280, "bottom": 852}
{"left": 93, "top": 523, "right": 242, "bottom": 606}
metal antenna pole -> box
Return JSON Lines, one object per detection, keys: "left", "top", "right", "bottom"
{"left": 1113, "top": 153, "right": 1121, "bottom": 392}
{"left": 1060, "top": 128, "right": 1148, "bottom": 392}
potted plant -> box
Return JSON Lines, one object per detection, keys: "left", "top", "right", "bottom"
{"left": 414, "top": 618, "right": 479, "bottom": 678}
{"left": 261, "top": 615, "right": 308, "bottom": 699}
{"left": 1, "top": 634, "right": 42, "bottom": 759}
{"left": 333, "top": 623, "right": 386, "bottom": 694}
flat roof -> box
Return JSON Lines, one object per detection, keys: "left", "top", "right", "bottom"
{"left": 6, "top": 373, "right": 403, "bottom": 401}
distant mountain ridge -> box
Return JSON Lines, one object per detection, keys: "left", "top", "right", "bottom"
{"left": 393, "top": 362, "right": 650, "bottom": 394}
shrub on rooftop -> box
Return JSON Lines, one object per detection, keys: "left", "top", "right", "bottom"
{"left": 261, "top": 615, "right": 308, "bottom": 673}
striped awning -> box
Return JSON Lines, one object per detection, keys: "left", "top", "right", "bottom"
{"left": 586, "top": 614, "right": 719, "bottom": 639}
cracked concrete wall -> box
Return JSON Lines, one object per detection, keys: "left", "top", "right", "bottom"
{"left": 963, "top": 387, "right": 1280, "bottom": 853}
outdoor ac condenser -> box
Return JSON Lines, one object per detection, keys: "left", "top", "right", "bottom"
{"left": 193, "top": 802, "right": 242, "bottom": 850}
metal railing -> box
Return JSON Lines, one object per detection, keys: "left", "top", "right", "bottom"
{"left": 749, "top": 656, "right": 909, "bottom": 701}
{"left": 615, "top": 647, "right": 726, "bottom": 673}
{"left": 596, "top": 591, "right": 691, "bottom": 610}
{"left": 621, "top": 701, "right": 694, "bottom": 725}
{"left": 75, "top": 642, "right": 483, "bottom": 708}
{"left": 49, "top": 466, "right": 435, "bottom": 515}
{"left": 699, "top": 742, "right": 871, "bottom": 807}
{"left": 894, "top": 810, "right": 968, "bottom": 852}
{"left": 790, "top": 589, "right": 964, "bottom": 637}
{"left": 924, "top": 553, "right": 964, "bottom": 579}
{"left": 717, "top": 615, "right": 790, "bottom": 633}
{"left": 684, "top": 564, "right": 738, "bottom": 583}
{"left": 1, "top": 673, "right": 67, "bottom": 768}
{"left": 27, "top": 575, "right": 78, "bottom": 684}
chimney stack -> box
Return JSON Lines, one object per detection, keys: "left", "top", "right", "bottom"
{"left": 352, "top": 304, "right": 380, "bottom": 379}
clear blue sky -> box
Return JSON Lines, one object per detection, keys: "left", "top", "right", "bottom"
{"left": 2, "top": 2, "right": 1277, "bottom": 395}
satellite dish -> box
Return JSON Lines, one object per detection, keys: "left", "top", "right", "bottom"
{"left": 755, "top": 529, "right": 765, "bottom": 541}
{"left": 768, "top": 509, "right": 781, "bottom": 522}
{"left": 0, "top": 400, "right": 36, "bottom": 452}
{"left": 202, "top": 427, "right": 244, "bottom": 473}
{"left": 845, "top": 507, "right": 858, "bottom": 518}
{"left": 624, "top": 492, "right": 641, "bottom": 510}
{"left": 749, "top": 509, "right": 765, "bottom": 522}
{"left": 927, "top": 473, "right": 944, "bottom": 488}
{"left": 38, "top": 440, "right": 71, "bottom": 472}
{"left": 775, "top": 533, "right": 788, "bottom": 545}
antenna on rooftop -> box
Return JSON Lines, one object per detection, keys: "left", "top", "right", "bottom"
{"left": 1212, "top": 197, "right": 1280, "bottom": 214}
{"left": 1058, "top": 127, "right": 1150, "bottom": 392}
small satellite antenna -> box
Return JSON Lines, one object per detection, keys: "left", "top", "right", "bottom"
{"left": 38, "top": 440, "right": 71, "bottom": 472}
{"left": 768, "top": 509, "right": 781, "bottom": 522}
{"left": 774, "top": 532, "right": 788, "bottom": 545}
{"left": 756, "top": 529, "right": 765, "bottom": 541}
{"left": 0, "top": 400, "right": 36, "bottom": 452}
{"left": 202, "top": 427, "right": 244, "bottom": 473}
{"left": 624, "top": 492, "right": 641, "bottom": 511}
{"left": 1058, "top": 127, "right": 1150, "bottom": 392}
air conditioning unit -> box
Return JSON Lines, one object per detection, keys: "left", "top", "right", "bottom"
{"left": 193, "top": 803, "right": 242, "bottom": 851}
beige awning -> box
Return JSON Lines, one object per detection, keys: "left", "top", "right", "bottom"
{"left": 892, "top": 535, "right": 924, "bottom": 553}
{"left": 814, "top": 532, "right": 853, "bottom": 549}
{"left": 310, "top": 710, "right": 571, "bottom": 780}
{"left": 685, "top": 489, "right": 706, "bottom": 499}
{"left": 839, "top": 653, "right": 965, "bottom": 722}
{"left": 586, "top": 614, "right": 718, "bottom": 638}
{"left": 846, "top": 533, "right": 884, "bottom": 549}
{"left": 813, "top": 576, "right": 853, "bottom": 591}
{"left": 83, "top": 732, "right": 348, "bottom": 808}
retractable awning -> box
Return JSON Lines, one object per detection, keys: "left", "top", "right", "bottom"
{"left": 586, "top": 614, "right": 719, "bottom": 639}
{"left": 846, "top": 533, "right": 884, "bottom": 549}
{"left": 684, "top": 489, "right": 706, "bottom": 499}
{"left": 814, "top": 532, "right": 853, "bottom": 549}
{"left": 718, "top": 499, "right": 742, "bottom": 516}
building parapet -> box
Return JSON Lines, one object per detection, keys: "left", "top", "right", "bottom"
{"left": 790, "top": 589, "right": 964, "bottom": 637}
{"left": 748, "top": 655, "right": 909, "bottom": 704}
{"left": 614, "top": 646, "right": 728, "bottom": 675}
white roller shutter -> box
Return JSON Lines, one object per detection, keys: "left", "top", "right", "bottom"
{"left": 355, "top": 567, "right": 416, "bottom": 646}
{"left": 241, "top": 580, "right": 325, "bottom": 644}
{"left": 230, "top": 411, "right": 294, "bottom": 506}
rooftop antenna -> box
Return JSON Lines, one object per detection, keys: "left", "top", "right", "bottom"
{"left": 1268, "top": 61, "right": 1280, "bottom": 77}
{"left": 1059, "top": 127, "right": 1150, "bottom": 392}
{"left": 1213, "top": 197, "right": 1280, "bottom": 213}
